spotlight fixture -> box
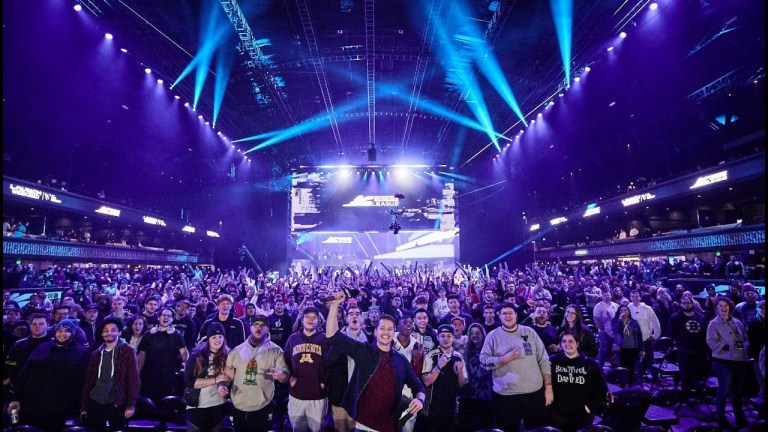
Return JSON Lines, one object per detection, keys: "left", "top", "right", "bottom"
{"left": 619, "top": 31, "right": 627, "bottom": 39}
{"left": 105, "top": 33, "right": 114, "bottom": 40}
{"left": 74, "top": 4, "right": 83, "bottom": 11}
{"left": 144, "top": 68, "right": 152, "bottom": 74}
{"left": 649, "top": 2, "right": 658, "bottom": 10}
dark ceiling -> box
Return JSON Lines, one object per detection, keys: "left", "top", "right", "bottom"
{"left": 3, "top": 0, "right": 765, "bottom": 219}
{"left": 76, "top": 0, "right": 636, "bottom": 165}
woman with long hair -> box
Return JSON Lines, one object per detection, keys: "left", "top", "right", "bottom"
{"left": 184, "top": 322, "right": 231, "bottom": 432}
{"left": 459, "top": 323, "right": 494, "bottom": 430}
{"left": 549, "top": 331, "right": 609, "bottom": 432}
{"left": 122, "top": 315, "right": 147, "bottom": 351}
{"left": 707, "top": 297, "right": 749, "bottom": 429}
{"left": 611, "top": 304, "right": 644, "bottom": 385}
{"left": 558, "top": 305, "right": 598, "bottom": 358}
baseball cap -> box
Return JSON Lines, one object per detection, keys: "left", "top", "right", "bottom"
{"left": 302, "top": 306, "right": 320, "bottom": 316}
{"left": 252, "top": 315, "right": 269, "bottom": 326}
{"left": 437, "top": 324, "right": 453, "bottom": 335}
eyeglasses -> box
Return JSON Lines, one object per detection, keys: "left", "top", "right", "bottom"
{"left": 252, "top": 323, "right": 267, "bottom": 329}
{"left": 160, "top": 313, "right": 174, "bottom": 318}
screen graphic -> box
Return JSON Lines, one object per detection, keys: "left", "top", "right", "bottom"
{"left": 289, "top": 170, "right": 459, "bottom": 266}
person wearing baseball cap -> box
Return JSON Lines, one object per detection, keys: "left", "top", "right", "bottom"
{"left": 79, "top": 303, "right": 102, "bottom": 348}
{"left": 450, "top": 316, "right": 469, "bottom": 353}
{"left": 239, "top": 303, "right": 258, "bottom": 330}
{"left": 252, "top": 314, "right": 269, "bottom": 328}
{"left": 223, "top": 313, "right": 289, "bottom": 430}
{"left": 734, "top": 284, "right": 760, "bottom": 323}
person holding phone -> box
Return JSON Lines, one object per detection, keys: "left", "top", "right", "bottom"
{"left": 326, "top": 292, "right": 426, "bottom": 432}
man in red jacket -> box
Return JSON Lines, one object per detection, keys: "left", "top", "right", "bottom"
{"left": 81, "top": 317, "right": 140, "bottom": 431}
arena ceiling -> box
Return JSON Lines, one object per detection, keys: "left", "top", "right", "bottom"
{"left": 60, "top": 0, "right": 762, "bottom": 168}
{"left": 3, "top": 0, "right": 764, "bottom": 217}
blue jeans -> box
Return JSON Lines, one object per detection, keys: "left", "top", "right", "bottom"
{"left": 713, "top": 359, "right": 746, "bottom": 421}
{"left": 596, "top": 331, "right": 614, "bottom": 368}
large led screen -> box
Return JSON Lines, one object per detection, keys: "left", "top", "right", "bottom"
{"left": 288, "top": 170, "right": 459, "bottom": 266}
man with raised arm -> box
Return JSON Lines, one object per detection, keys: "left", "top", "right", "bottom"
{"left": 326, "top": 292, "right": 426, "bottom": 432}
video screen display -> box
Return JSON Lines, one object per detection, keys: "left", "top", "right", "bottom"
{"left": 288, "top": 170, "right": 459, "bottom": 265}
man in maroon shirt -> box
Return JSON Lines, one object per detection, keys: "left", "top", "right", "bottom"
{"left": 326, "top": 293, "right": 426, "bottom": 432}
{"left": 283, "top": 306, "right": 329, "bottom": 432}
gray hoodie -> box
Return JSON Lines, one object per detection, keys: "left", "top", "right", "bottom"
{"left": 226, "top": 334, "right": 289, "bottom": 412}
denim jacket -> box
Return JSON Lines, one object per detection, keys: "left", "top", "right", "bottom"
{"left": 329, "top": 332, "right": 425, "bottom": 420}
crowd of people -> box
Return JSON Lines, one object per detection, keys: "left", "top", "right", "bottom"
{"left": 2, "top": 259, "right": 765, "bottom": 432}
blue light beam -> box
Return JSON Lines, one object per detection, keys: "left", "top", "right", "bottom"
{"left": 550, "top": 0, "right": 573, "bottom": 87}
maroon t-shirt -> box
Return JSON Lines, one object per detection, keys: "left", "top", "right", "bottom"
{"left": 356, "top": 350, "right": 396, "bottom": 432}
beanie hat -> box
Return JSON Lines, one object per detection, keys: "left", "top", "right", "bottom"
{"left": 54, "top": 318, "right": 78, "bottom": 334}
{"left": 206, "top": 322, "right": 226, "bottom": 339}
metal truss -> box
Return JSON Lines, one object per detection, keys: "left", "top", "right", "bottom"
{"left": 220, "top": 0, "right": 304, "bottom": 135}
{"left": 400, "top": 0, "right": 443, "bottom": 150}
{"left": 364, "top": 0, "right": 376, "bottom": 146}
{"left": 296, "top": 0, "right": 344, "bottom": 154}
{"left": 687, "top": 69, "right": 741, "bottom": 103}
